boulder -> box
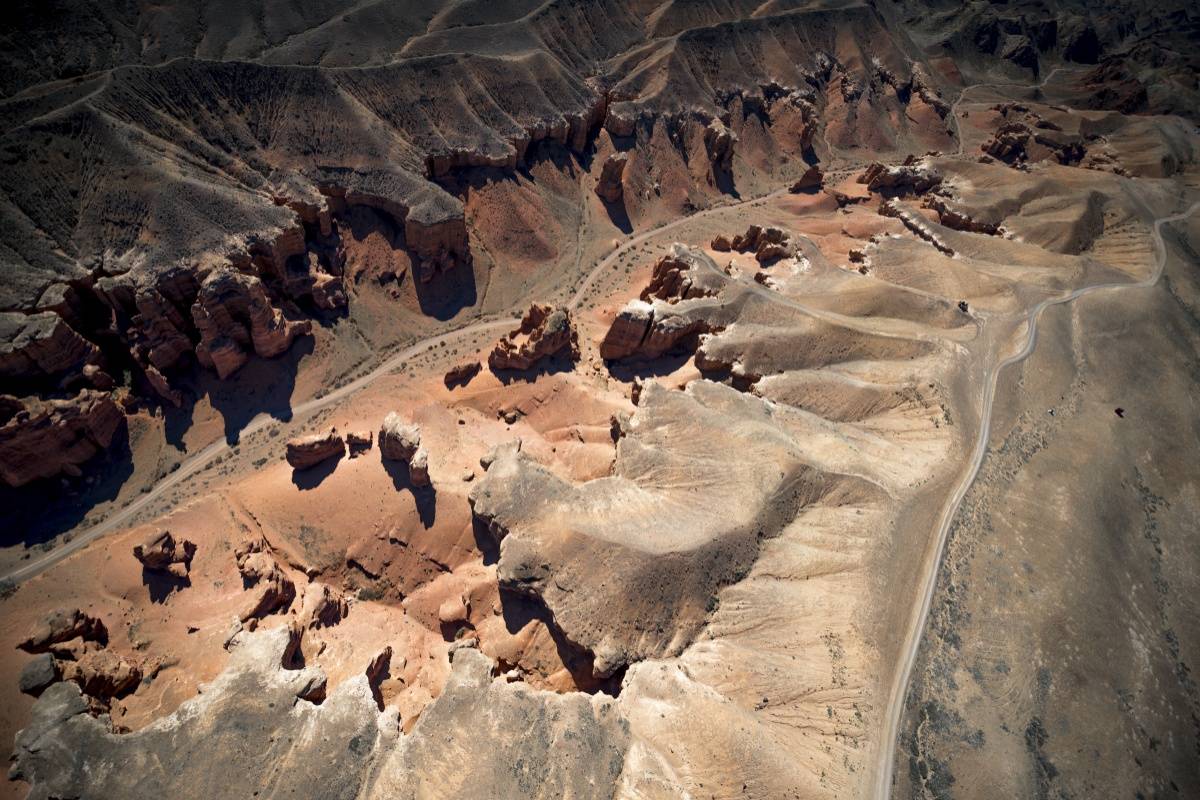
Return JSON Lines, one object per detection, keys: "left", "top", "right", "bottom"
{"left": 299, "top": 583, "right": 348, "bottom": 629}
{"left": 488, "top": 304, "right": 579, "bottom": 372}
{"left": 443, "top": 361, "right": 481, "bottom": 388}
{"left": 18, "top": 654, "right": 61, "bottom": 697}
{"left": 133, "top": 530, "right": 197, "bottom": 579}
{"left": 346, "top": 430, "right": 373, "bottom": 457}
{"left": 285, "top": 428, "right": 344, "bottom": 469}
{"left": 62, "top": 650, "right": 142, "bottom": 701}
{"left": 379, "top": 414, "right": 421, "bottom": 461}
{"left": 600, "top": 300, "right": 654, "bottom": 360}
{"left": 409, "top": 447, "right": 430, "bottom": 487}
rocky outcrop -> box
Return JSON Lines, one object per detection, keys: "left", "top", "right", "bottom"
{"left": 642, "top": 247, "right": 725, "bottom": 302}
{"left": 0, "top": 390, "right": 125, "bottom": 487}
{"left": 595, "top": 152, "right": 628, "bottom": 202}
{"left": 982, "top": 107, "right": 1087, "bottom": 167}
{"left": 443, "top": 361, "right": 481, "bottom": 388}
{"left": 299, "top": 582, "right": 348, "bottom": 629}
{"left": 789, "top": 165, "right": 824, "bottom": 193}
{"left": 880, "top": 199, "right": 956, "bottom": 256}
{"left": 285, "top": 428, "right": 345, "bottom": 470}
{"left": 19, "top": 609, "right": 108, "bottom": 654}
{"left": 10, "top": 626, "right": 629, "bottom": 800}
{"left": 859, "top": 160, "right": 943, "bottom": 194}
{"left": 600, "top": 301, "right": 656, "bottom": 360}
{"left": 601, "top": 246, "right": 726, "bottom": 361}
{"left": 488, "top": 304, "right": 579, "bottom": 372}
{"left": 193, "top": 269, "right": 311, "bottom": 380}
{"left": 133, "top": 530, "right": 197, "bottom": 579}
{"left": 703, "top": 118, "right": 736, "bottom": 172}
{"left": 727, "top": 225, "right": 795, "bottom": 263}
{"left": 984, "top": 121, "right": 1033, "bottom": 163}
{"left": 235, "top": 539, "right": 296, "bottom": 621}
{"left": 380, "top": 414, "right": 431, "bottom": 486}
{"left": 62, "top": 650, "right": 142, "bottom": 705}
{"left": 0, "top": 311, "right": 101, "bottom": 389}
{"left": 379, "top": 414, "right": 421, "bottom": 462}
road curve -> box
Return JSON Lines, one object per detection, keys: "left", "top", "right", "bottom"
{"left": 4, "top": 182, "right": 795, "bottom": 586}
{"left": 871, "top": 199, "right": 1200, "bottom": 800}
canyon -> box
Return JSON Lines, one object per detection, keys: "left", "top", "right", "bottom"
{"left": 1, "top": 2, "right": 1199, "bottom": 799}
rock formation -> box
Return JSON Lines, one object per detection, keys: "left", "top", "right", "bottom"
{"left": 285, "top": 428, "right": 345, "bottom": 470}
{"left": 0, "top": 391, "right": 125, "bottom": 487}
{"left": 379, "top": 413, "right": 430, "bottom": 486}
{"left": 193, "top": 270, "right": 312, "bottom": 380}
{"left": 379, "top": 414, "right": 421, "bottom": 462}
{"left": 0, "top": 311, "right": 102, "bottom": 389}
{"left": 235, "top": 538, "right": 296, "bottom": 621}
{"left": 346, "top": 430, "right": 373, "bottom": 457}
{"left": 133, "top": 530, "right": 197, "bottom": 579}
{"left": 600, "top": 246, "right": 726, "bottom": 361}
{"left": 488, "top": 304, "right": 579, "bottom": 372}
{"left": 19, "top": 609, "right": 108, "bottom": 654}
{"left": 789, "top": 165, "right": 824, "bottom": 193}
{"left": 299, "top": 582, "right": 348, "bottom": 629}
{"left": 443, "top": 361, "right": 481, "bottom": 388}
{"left": 595, "top": 152, "right": 628, "bottom": 203}
{"left": 409, "top": 447, "right": 431, "bottom": 487}
{"left": 726, "top": 225, "right": 795, "bottom": 263}
{"left": 859, "top": 160, "right": 943, "bottom": 193}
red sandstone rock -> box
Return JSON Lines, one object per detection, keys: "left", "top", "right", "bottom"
{"left": 379, "top": 414, "right": 421, "bottom": 462}
{"left": 443, "top": 361, "right": 481, "bottom": 388}
{"left": 600, "top": 300, "right": 654, "bottom": 360}
{"left": 0, "top": 390, "right": 124, "bottom": 487}
{"left": 192, "top": 269, "right": 311, "bottom": 380}
{"left": 299, "top": 582, "right": 348, "bottom": 629}
{"left": 285, "top": 428, "right": 345, "bottom": 469}
{"left": 789, "top": 165, "right": 824, "bottom": 193}
{"left": 133, "top": 530, "right": 197, "bottom": 579}
{"left": 0, "top": 311, "right": 101, "bottom": 386}
{"left": 488, "top": 304, "right": 579, "bottom": 372}
{"left": 236, "top": 544, "right": 296, "bottom": 621}
{"left": 595, "top": 152, "right": 628, "bottom": 203}
{"left": 19, "top": 609, "right": 108, "bottom": 654}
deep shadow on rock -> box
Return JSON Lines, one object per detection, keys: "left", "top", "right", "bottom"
{"left": 498, "top": 587, "right": 625, "bottom": 696}
{"left": 291, "top": 450, "right": 344, "bottom": 491}
{"left": 0, "top": 426, "right": 132, "bottom": 549}
{"left": 165, "top": 335, "right": 314, "bottom": 448}
{"left": 141, "top": 567, "right": 191, "bottom": 604}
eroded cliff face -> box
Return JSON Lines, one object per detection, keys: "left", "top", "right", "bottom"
{"left": 0, "top": 0, "right": 971, "bottom": 486}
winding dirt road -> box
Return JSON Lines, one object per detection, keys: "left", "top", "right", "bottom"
{"left": 870, "top": 198, "right": 1200, "bottom": 799}
{"left": 3, "top": 182, "right": 793, "bottom": 587}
